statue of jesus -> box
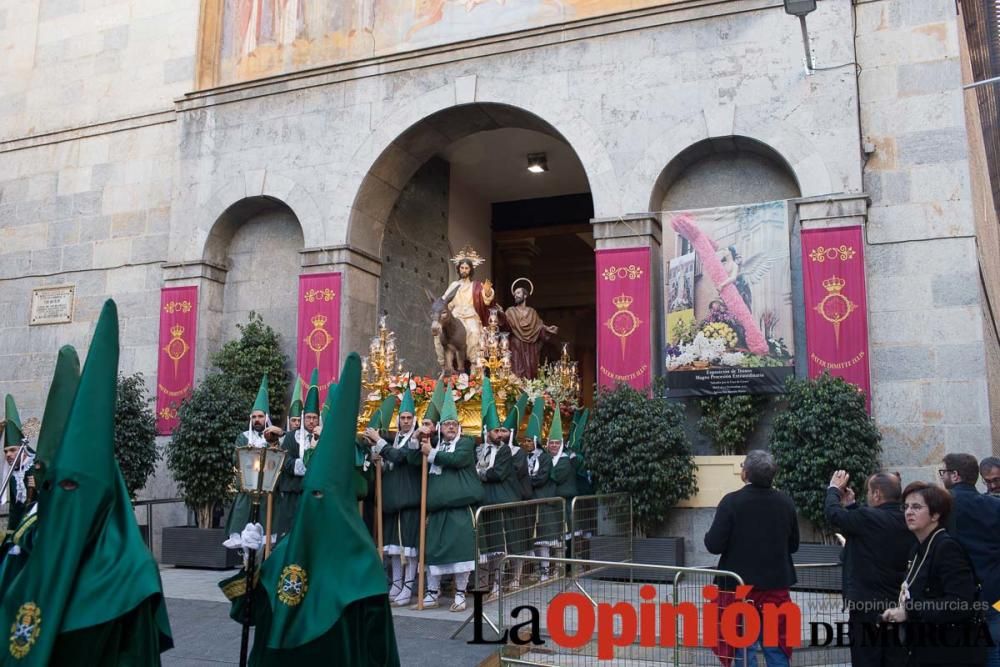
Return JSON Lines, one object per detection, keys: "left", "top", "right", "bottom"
{"left": 504, "top": 278, "right": 557, "bottom": 379}
{"left": 439, "top": 246, "right": 495, "bottom": 367}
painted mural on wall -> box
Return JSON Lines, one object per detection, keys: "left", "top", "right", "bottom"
{"left": 208, "top": 0, "right": 681, "bottom": 86}
{"left": 663, "top": 201, "right": 795, "bottom": 397}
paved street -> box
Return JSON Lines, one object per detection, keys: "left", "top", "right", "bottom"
{"left": 160, "top": 567, "right": 498, "bottom": 667}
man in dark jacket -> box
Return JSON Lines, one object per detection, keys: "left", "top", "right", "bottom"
{"left": 705, "top": 449, "right": 798, "bottom": 667}
{"left": 940, "top": 453, "right": 1000, "bottom": 667}
{"left": 825, "top": 470, "right": 913, "bottom": 667}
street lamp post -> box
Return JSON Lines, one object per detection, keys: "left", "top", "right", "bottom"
{"left": 234, "top": 445, "right": 286, "bottom": 667}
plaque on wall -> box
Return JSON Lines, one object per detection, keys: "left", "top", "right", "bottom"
{"left": 30, "top": 285, "right": 75, "bottom": 325}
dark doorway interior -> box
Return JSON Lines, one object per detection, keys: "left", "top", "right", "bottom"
{"left": 492, "top": 193, "right": 596, "bottom": 406}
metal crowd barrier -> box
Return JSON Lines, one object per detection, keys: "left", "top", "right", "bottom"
{"left": 450, "top": 497, "right": 568, "bottom": 639}
{"left": 132, "top": 497, "right": 184, "bottom": 557}
{"left": 497, "top": 555, "right": 750, "bottom": 666}
{"left": 568, "top": 493, "right": 632, "bottom": 577}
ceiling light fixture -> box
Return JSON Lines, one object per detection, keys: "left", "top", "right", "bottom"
{"left": 526, "top": 153, "right": 548, "bottom": 173}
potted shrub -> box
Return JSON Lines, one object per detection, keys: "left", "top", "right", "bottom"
{"left": 162, "top": 313, "right": 289, "bottom": 568}
{"left": 581, "top": 381, "right": 697, "bottom": 570}
{"left": 114, "top": 372, "right": 161, "bottom": 497}
{"left": 769, "top": 373, "right": 881, "bottom": 583}
{"left": 696, "top": 394, "right": 767, "bottom": 456}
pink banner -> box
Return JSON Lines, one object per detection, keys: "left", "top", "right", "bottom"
{"left": 156, "top": 286, "right": 198, "bottom": 434}
{"left": 596, "top": 247, "right": 652, "bottom": 390}
{"left": 296, "top": 272, "right": 342, "bottom": 406}
{"left": 801, "top": 227, "right": 872, "bottom": 410}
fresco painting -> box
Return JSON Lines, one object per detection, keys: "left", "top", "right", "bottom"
{"left": 208, "top": 0, "right": 680, "bottom": 86}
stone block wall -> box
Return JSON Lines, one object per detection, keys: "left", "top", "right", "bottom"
{"left": 0, "top": 122, "right": 175, "bottom": 419}
{"left": 0, "top": 0, "right": 198, "bottom": 140}
{"left": 856, "top": 0, "right": 992, "bottom": 471}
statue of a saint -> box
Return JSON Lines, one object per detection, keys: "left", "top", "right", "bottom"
{"left": 504, "top": 278, "right": 557, "bottom": 379}
{"left": 438, "top": 246, "right": 495, "bottom": 367}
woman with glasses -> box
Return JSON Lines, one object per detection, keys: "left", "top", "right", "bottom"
{"left": 881, "top": 481, "right": 988, "bottom": 666}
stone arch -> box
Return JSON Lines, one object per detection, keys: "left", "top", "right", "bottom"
{"left": 620, "top": 107, "right": 834, "bottom": 214}
{"left": 336, "top": 79, "right": 619, "bottom": 258}
{"left": 655, "top": 136, "right": 801, "bottom": 211}
{"left": 172, "top": 170, "right": 323, "bottom": 264}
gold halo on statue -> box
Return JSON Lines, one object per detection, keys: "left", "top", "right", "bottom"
{"left": 510, "top": 277, "right": 534, "bottom": 297}
{"left": 450, "top": 245, "right": 486, "bottom": 268}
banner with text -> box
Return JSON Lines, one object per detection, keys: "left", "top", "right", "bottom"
{"left": 156, "top": 286, "right": 198, "bottom": 434}
{"left": 296, "top": 272, "right": 342, "bottom": 407}
{"left": 596, "top": 247, "right": 652, "bottom": 390}
{"left": 801, "top": 227, "right": 872, "bottom": 410}
{"left": 663, "top": 201, "right": 795, "bottom": 397}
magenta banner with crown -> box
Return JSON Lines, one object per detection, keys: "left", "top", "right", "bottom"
{"left": 296, "top": 272, "right": 342, "bottom": 406}
{"left": 156, "top": 285, "right": 198, "bottom": 434}
{"left": 801, "top": 226, "right": 872, "bottom": 411}
{"left": 596, "top": 247, "right": 652, "bottom": 390}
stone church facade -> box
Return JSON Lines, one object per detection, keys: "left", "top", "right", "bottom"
{"left": 1, "top": 0, "right": 996, "bottom": 523}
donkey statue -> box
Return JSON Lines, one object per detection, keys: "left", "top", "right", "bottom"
{"left": 427, "top": 289, "right": 467, "bottom": 374}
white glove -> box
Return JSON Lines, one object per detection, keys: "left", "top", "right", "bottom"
{"left": 241, "top": 522, "right": 265, "bottom": 551}
{"left": 223, "top": 532, "right": 242, "bottom": 550}
{"left": 294, "top": 459, "right": 307, "bottom": 476}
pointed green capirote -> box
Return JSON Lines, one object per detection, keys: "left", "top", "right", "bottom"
{"left": 439, "top": 383, "right": 458, "bottom": 423}
{"left": 33, "top": 346, "right": 81, "bottom": 486}
{"left": 525, "top": 396, "right": 545, "bottom": 443}
{"left": 398, "top": 387, "right": 415, "bottom": 416}
{"left": 547, "top": 410, "right": 564, "bottom": 442}
{"left": 304, "top": 368, "right": 320, "bottom": 415}
{"left": 288, "top": 376, "right": 303, "bottom": 418}
{"left": 422, "top": 379, "right": 445, "bottom": 423}
{"left": 367, "top": 395, "right": 398, "bottom": 430}
{"left": 260, "top": 352, "right": 387, "bottom": 649}
{"left": 480, "top": 375, "right": 500, "bottom": 432}
{"left": 252, "top": 375, "right": 269, "bottom": 415}
{"left": 1, "top": 299, "right": 174, "bottom": 654}
{"left": 4, "top": 394, "right": 25, "bottom": 447}
{"left": 502, "top": 393, "right": 529, "bottom": 437}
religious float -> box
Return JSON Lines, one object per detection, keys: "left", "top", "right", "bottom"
{"left": 357, "top": 313, "right": 581, "bottom": 434}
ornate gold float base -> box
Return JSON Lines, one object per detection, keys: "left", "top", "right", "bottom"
{"left": 357, "top": 398, "right": 492, "bottom": 436}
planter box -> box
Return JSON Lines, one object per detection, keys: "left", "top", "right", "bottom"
{"left": 161, "top": 526, "right": 240, "bottom": 569}
{"left": 584, "top": 536, "right": 684, "bottom": 582}
{"left": 675, "top": 456, "right": 745, "bottom": 508}
{"left": 792, "top": 543, "right": 843, "bottom": 593}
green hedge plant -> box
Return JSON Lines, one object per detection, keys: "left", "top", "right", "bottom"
{"left": 697, "top": 394, "right": 768, "bottom": 456}
{"left": 211, "top": 311, "right": 290, "bottom": 424}
{"left": 167, "top": 374, "right": 247, "bottom": 528}
{"left": 770, "top": 373, "right": 881, "bottom": 535}
{"left": 113, "top": 372, "right": 160, "bottom": 499}
{"left": 582, "top": 382, "right": 697, "bottom": 536}
{"left": 167, "top": 312, "right": 289, "bottom": 528}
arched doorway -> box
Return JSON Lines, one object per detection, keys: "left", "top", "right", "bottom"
{"left": 349, "top": 103, "right": 596, "bottom": 402}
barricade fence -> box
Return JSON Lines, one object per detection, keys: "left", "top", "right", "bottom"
{"left": 569, "top": 493, "right": 633, "bottom": 569}
{"left": 492, "top": 555, "right": 850, "bottom": 666}
{"left": 497, "top": 555, "right": 750, "bottom": 667}
{"left": 451, "top": 497, "right": 567, "bottom": 638}
{"left": 456, "top": 493, "right": 634, "bottom": 637}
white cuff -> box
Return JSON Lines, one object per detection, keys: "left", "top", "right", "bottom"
{"left": 373, "top": 439, "right": 387, "bottom": 455}
{"left": 427, "top": 448, "right": 438, "bottom": 464}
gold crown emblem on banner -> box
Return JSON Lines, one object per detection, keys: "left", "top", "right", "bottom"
{"left": 822, "top": 276, "right": 846, "bottom": 293}
{"left": 612, "top": 294, "right": 634, "bottom": 310}
{"left": 170, "top": 324, "right": 184, "bottom": 338}
{"left": 310, "top": 314, "right": 328, "bottom": 328}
